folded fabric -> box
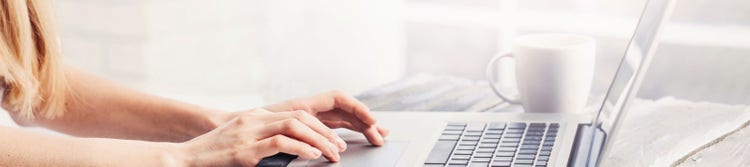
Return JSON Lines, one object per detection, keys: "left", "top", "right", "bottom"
{"left": 602, "top": 97, "right": 750, "bottom": 167}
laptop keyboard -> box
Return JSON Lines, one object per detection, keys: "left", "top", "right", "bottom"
{"left": 424, "top": 122, "right": 559, "bottom": 167}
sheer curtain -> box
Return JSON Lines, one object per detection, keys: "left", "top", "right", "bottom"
{"left": 57, "top": 0, "right": 404, "bottom": 109}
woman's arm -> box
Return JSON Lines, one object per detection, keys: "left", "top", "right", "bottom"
{"left": 0, "top": 108, "right": 342, "bottom": 166}
{"left": 8, "top": 67, "right": 225, "bottom": 142}
{"left": 0, "top": 125, "right": 184, "bottom": 166}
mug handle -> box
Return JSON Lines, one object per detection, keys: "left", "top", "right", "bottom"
{"left": 485, "top": 52, "right": 522, "bottom": 104}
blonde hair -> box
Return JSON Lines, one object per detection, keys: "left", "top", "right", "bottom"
{"left": 0, "top": 0, "right": 67, "bottom": 119}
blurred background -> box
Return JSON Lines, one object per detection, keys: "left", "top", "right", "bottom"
{"left": 55, "top": 0, "right": 750, "bottom": 111}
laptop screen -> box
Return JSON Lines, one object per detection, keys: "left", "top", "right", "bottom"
{"left": 593, "top": 0, "right": 674, "bottom": 134}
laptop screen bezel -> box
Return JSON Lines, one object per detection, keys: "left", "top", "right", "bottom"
{"left": 588, "top": 0, "right": 676, "bottom": 165}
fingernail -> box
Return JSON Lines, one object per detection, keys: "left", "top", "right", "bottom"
{"left": 309, "top": 148, "right": 322, "bottom": 158}
{"left": 376, "top": 132, "right": 385, "bottom": 145}
{"left": 328, "top": 142, "right": 340, "bottom": 161}
{"left": 369, "top": 126, "right": 384, "bottom": 145}
{"left": 336, "top": 137, "right": 347, "bottom": 152}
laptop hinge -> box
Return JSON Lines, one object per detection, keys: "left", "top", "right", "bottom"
{"left": 568, "top": 124, "right": 607, "bottom": 167}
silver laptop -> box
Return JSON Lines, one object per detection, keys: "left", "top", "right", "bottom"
{"left": 288, "top": 0, "right": 675, "bottom": 166}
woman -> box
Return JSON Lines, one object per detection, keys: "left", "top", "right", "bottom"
{"left": 0, "top": 0, "right": 387, "bottom": 166}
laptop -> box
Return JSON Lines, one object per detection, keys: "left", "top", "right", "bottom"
{"left": 275, "top": 0, "right": 676, "bottom": 166}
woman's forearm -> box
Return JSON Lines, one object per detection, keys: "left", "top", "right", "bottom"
{"left": 0, "top": 125, "right": 185, "bottom": 166}
{"left": 10, "top": 67, "right": 226, "bottom": 142}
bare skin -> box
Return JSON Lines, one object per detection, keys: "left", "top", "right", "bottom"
{"left": 0, "top": 67, "right": 388, "bottom": 166}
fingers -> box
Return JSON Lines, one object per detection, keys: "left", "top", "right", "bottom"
{"left": 318, "top": 110, "right": 370, "bottom": 130}
{"left": 327, "top": 91, "right": 378, "bottom": 125}
{"left": 261, "top": 110, "right": 347, "bottom": 151}
{"left": 363, "top": 125, "right": 385, "bottom": 146}
{"left": 377, "top": 125, "right": 390, "bottom": 138}
{"left": 321, "top": 120, "right": 390, "bottom": 147}
{"left": 253, "top": 135, "right": 323, "bottom": 160}
{"left": 261, "top": 118, "right": 341, "bottom": 162}
{"left": 321, "top": 120, "right": 356, "bottom": 130}
{"left": 265, "top": 90, "right": 377, "bottom": 127}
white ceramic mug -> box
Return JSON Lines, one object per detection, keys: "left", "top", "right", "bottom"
{"left": 486, "top": 33, "right": 595, "bottom": 113}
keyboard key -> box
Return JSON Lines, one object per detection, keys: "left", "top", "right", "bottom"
{"left": 527, "top": 128, "right": 546, "bottom": 132}
{"left": 474, "top": 152, "right": 493, "bottom": 158}
{"left": 476, "top": 148, "right": 495, "bottom": 153}
{"left": 514, "top": 159, "right": 534, "bottom": 164}
{"left": 448, "top": 159, "right": 468, "bottom": 165}
{"left": 506, "top": 129, "right": 525, "bottom": 134}
{"left": 463, "top": 136, "right": 481, "bottom": 141}
{"left": 537, "top": 156, "right": 549, "bottom": 161}
{"left": 488, "top": 122, "right": 506, "bottom": 130}
{"left": 469, "top": 162, "right": 489, "bottom": 167}
{"left": 482, "top": 139, "right": 500, "bottom": 143}
{"left": 490, "top": 161, "right": 511, "bottom": 167}
{"left": 504, "top": 133, "right": 522, "bottom": 138}
{"left": 522, "top": 141, "right": 541, "bottom": 145}
{"left": 484, "top": 135, "right": 502, "bottom": 139}
{"left": 494, "top": 152, "right": 515, "bottom": 157}
{"left": 478, "top": 144, "right": 497, "bottom": 148}
{"left": 457, "top": 146, "right": 476, "bottom": 150}
{"left": 516, "top": 154, "right": 536, "bottom": 160}
{"left": 499, "top": 143, "right": 519, "bottom": 147}
{"left": 452, "top": 154, "right": 471, "bottom": 160}
{"left": 424, "top": 140, "right": 457, "bottom": 164}
{"left": 514, "top": 164, "right": 533, "bottom": 167}
{"left": 536, "top": 160, "right": 548, "bottom": 166}
{"left": 529, "top": 123, "right": 546, "bottom": 127}
{"left": 524, "top": 136, "right": 543, "bottom": 140}
{"left": 501, "top": 138, "right": 521, "bottom": 143}
{"left": 526, "top": 132, "right": 544, "bottom": 136}
{"left": 539, "top": 151, "right": 551, "bottom": 156}
{"left": 541, "top": 146, "right": 553, "bottom": 151}
{"left": 492, "top": 156, "right": 512, "bottom": 161}
{"left": 454, "top": 150, "right": 474, "bottom": 155}
{"left": 508, "top": 123, "right": 526, "bottom": 129}
{"left": 523, "top": 138, "right": 542, "bottom": 142}
{"left": 497, "top": 147, "right": 517, "bottom": 152}
{"left": 473, "top": 157, "right": 491, "bottom": 162}
{"left": 448, "top": 122, "right": 467, "bottom": 126}
{"left": 466, "top": 123, "right": 486, "bottom": 132}
{"left": 520, "top": 145, "right": 539, "bottom": 150}
{"left": 443, "top": 131, "right": 463, "bottom": 135}
{"left": 485, "top": 130, "right": 504, "bottom": 135}
{"left": 445, "top": 126, "right": 465, "bottom": 131}
{"left": 518, "top": 149, "right": 537, "bottom": 154}
{"left": 465, "top": 131, "right": 483, "bottom": 136}
{"left": 459, "top": 141, "right": 478, "bottom": 146}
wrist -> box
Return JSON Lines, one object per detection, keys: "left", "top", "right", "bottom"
{"left": 160, "top": 142, "right": 194, "bottom": 167}
{"left": 204, "top": 109, "right": 234, "bottom": 129}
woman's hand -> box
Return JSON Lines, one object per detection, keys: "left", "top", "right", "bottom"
{"left": 180, "top": 109, "right": 344, "bottom": 166}
{"left": 262, "top": 90, "right": 389, "bottom": 146}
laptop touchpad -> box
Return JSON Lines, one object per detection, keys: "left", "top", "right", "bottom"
{"left": 291, "top": 140, "right": 409, "bottom": 167}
